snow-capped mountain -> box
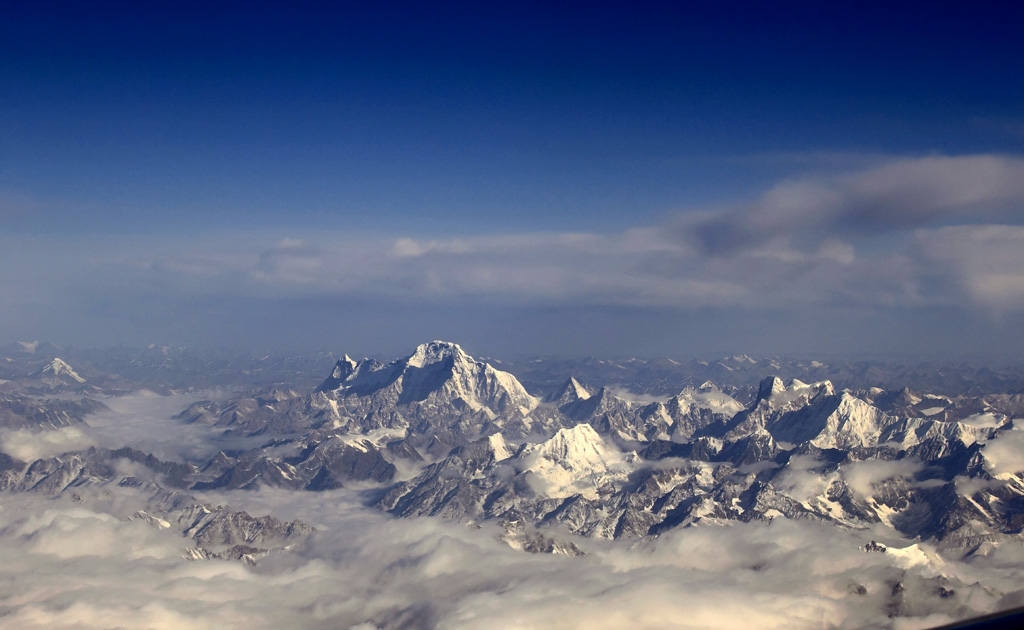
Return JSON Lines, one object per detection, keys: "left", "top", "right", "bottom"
{"left": 318, "top": 341, "right": 537, "bottom": 414}
{"left": 3, "top": 340, "right": 1024, "bottom": 630}
{"left": 29, "top": 357, "right": 86, "bottom": 384}
{"left": 547, "top": 376, "right": 593, "bottom": 406}
{"left": 518, "top": 424, "right": 634, "bottom": 500}
{"left": 2, "top": 340, "right": 1023, "bottom": 563}
{"left": 126, "top": 342, "right": 1024, "bottom": 553}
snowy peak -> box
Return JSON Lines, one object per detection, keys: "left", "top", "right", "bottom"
{"left": 756, "top": 376, "right": 786, "bottom": 403}
{"left": 768, "top": 390, "right": 894, "bottom": 449}
{"left": 524, "top": 424, "right": 616, "bottom": 472}
{"left": 518, "top": 424, "right": 629, "bottom": 499}
{"left": 809, "top": 392, "right": 890, "bottom": 449}
{"left": 31, "top": 357, "right": 85, "bottom": 383}
{"left": 399, "top": 341, "right": 536, "bottom": 413}
{"left": 316, "top": 355, "right": 383, "bottom": 393}
{"left": 332, "top": 355, "right": 359, "bottom": 379}
{"left": 729, "top": 354, "right": 757, "bottom": 364}
{"left": 550, "top": 377, "right": 592, "bottom": 406}
{"left": 406, "top": 340, "right": 470, "bottom": 368}
{"left": 319, "top": 341, "right": 538, "bottom": 415}
{"left": 756, "top": 376, "right": 834, "bottom": 409}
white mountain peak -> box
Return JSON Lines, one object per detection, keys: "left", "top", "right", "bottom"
{"left": 757, "top": 376, "right": 786, "bottom": 402}
{"left": 757, "top": 376, "right": 834, "bottom": 409}
{"left": 33, "top": 357, "right": 86, "bottom": 383}
{"left": 406, "top": 340, "right": 469, "bottom": 368}
{"left": 529, "top": 424, "right": 615, "bottom": 471}
{"left": 551, "top": 377, "right": 592, "bottom": 405}
{"left": 520, "top": 424, "right": 627, "bottom": 500}
{"left": 324, "top": 355, "right": 361, "bottom": 385}
{"left": 567, "top": 377, "right": 589, "bottom": 397}
{"left": 321, "top": 341, "right": 538, "bottom": 415}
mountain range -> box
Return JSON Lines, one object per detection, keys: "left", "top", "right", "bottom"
{"left": 4, "top": 341, "right": 1021, "bottom": 567}
{"left": 1, "top": 340, "right": 1023, "bottom": 626}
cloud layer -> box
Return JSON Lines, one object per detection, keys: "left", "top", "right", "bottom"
{"left": 1, "top": 482, "right": 1018, "bottom": 630}
{"left": 2, "top": 396, "right": 1024, "bottom": 629}
{"left": 3, "top": 153, "right": 1023, "bottom": 356}
{"left": 686, "top": 155, "right": 1024, "bottom": 254}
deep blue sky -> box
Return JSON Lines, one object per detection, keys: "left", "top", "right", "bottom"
{"left": 2, "top": 2, "right": 1024, "bottom": 359}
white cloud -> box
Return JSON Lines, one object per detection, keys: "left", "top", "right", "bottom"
{"left": 846, "top": 155, "right": 1024, "bottom": 219}
{"left": 218, "top": 227, "right": 904, "bottom": 310}
{"left": 842, "top": 458, "right": 923, "bottom": 498}
{"left": 0, "top": 425, "right": 95, "bottom": 462}
{"left": 685, "top": 154, "right": 1024, "bottom": 256}
{"left": 982, "top": 426, "right": 1024, "bottom": 477}
{"left": 773, "top": 454, "right": 836, "bottom": 503}
{"left": 0, "top": 472, "right": 1015, "bottom": 629}
{"left": 3, "top": 154, "right": 1024, "bottom": 352}
{"left": 603, "top": 386, "right": 669, "bottom": 405}
{"left": 917, "top": 225, "right": 1024, "bottom": 311}
{"left": 80, "top": 391, "right": 270, "bottom": 462}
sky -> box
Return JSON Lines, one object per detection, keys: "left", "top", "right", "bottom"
{"left": 2, "top": 1, "right": 1024, "bottom": 359}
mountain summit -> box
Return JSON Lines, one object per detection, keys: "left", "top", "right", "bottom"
{"left": 319, "top": 340, "right": 538, "bottom": 416}
{"left": 30, "top": 357, "right": 86, "bottom": 383}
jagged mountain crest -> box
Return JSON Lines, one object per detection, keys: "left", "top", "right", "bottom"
{"left": 319, "top": 341, "right": 538, "bottom": 417}
{"left": 405, "top": 340, "right": 471, "bottom": 368}
{"left": 755, "top": 375, "right": 835, "bottom": 410}
{"left": 769, "top": 391, "right": 896, "bottom": 449}
{"left": 317, "top": 354, "right": 386, "bottom": 394}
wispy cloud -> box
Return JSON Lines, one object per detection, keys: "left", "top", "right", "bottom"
{"left": 682, "top": 154, "right": 1024, "bottom": 255}
{"left": 0, "top": 426, "right": 95, "bottom": 461}
{"left": 48, "top": 155, "right": 1005, "bottom": 314}
{"left": 917, "top": 225, "right": 1024, "bottom": 311}
{"left": 59, "top": 226, "right": 889, "bottom": 310}
{"left": 3, "top": 153, "right": 1023, "bottom": 354}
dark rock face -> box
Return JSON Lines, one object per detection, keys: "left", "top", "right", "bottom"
{"left": 0, "top": 394, "right": 108, "bottom": 430}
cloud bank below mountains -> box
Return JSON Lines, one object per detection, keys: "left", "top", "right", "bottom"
{"left": 2, "top": 483, "right": 1019, "bottom": 630}
{"left": 0, "top": 389, "right": 1019, "bottom": 629}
